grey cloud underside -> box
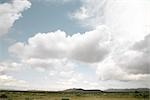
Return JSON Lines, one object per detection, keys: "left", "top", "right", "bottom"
{"left": 71, "top": 45, "right": 109, "bottom": 63}
{"left": 96, "top": 34, "right": 150, "bottom": 81}
{"left": 133, "top": 34, "right": 150, "bottom": 53}
{"left": 119, "top": 53, "right": 150, "bottom": 74}
{"left": 118, "top": 34, "right": 150, "bottom": 75}
{"left": 130, "top": 34, "right": 150, "bottom": 74}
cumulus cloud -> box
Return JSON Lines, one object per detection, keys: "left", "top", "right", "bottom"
{"left": 0, "top": 0, "right": 31, "bottom": 37}
{"left": 73, "top": 0, "right": 150, "bottom": 32}
{"left": 9, "top": 25, "right": 111, "bottom": 63}
{"left": 7, "top": 25, "right": 112, "bottom": 89}
{"left": 72, "top": 0, "right": 150, "bottom": 44}
{"left": 72, "top": 0, "right": 150, "bottom": 83}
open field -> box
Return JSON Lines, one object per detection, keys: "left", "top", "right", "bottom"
{"left": 0, "top": 90, "right": 149, "bottom": 100}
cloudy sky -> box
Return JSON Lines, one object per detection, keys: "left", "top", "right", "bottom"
{"left": 0, "top": 0, "right": 150, "bottom": 90}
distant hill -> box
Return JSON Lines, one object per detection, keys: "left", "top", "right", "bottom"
{"left": 105, "top": 88, "right": 150, "bottom": 92}
{"left": 64, "top": 88, "right": 103, "bottom": 93}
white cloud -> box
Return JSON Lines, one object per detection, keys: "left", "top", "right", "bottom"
{"left": 114, "top": 34, "right": 150, "bottom": 77}
{"left": 116, "top": 50, "right": 149, "bottom": 75}
{"left": 96, "top": 34, "right": 150, "bottom": 82}
{"left": 22, "top": 58, "right": 85, "bottom": 90}
{"left": 73, "top": 7, "right": 89, "bottom": 20}
{"left": 0, "top": 0, "right": 31, "bottom": 37}
{"left": 0, "top": 75, "right": 28, "bottom": 88}
{"left": 72, "top": 0, "right": 150, "bottom": 83}
{"left": 9, "top": 25, "right": 111, "bottom": 63}
{"left": 0, "top": 61, "right": 22, "bottom": 74}
{"left": 72, "top": 0, "right": 106, "bottom": 27}
{"left": 31, "top": 0, "right": 73, "bottom": 4}
{"left": 24, "top": 58, "right": 75, "bottom": 73}
{"left": 73, "top": 0, "right": 150, "bottom": 38}
{"left": 72, "top": 0, "right": 150, "bottom": 46}
{"left": 0, "top": 59, "right": 83, "bottom": 90}
{"left": 0, "top": 61, "right": 29, "bottom": 89}
{"left": 104, "top": 0, "right": 150, "bottom": 42}
{"left": 8, "top": 25, "right": 112, "bottom": 90}
{"left": 97, "top": 57, "right": 150, "bottom": 81}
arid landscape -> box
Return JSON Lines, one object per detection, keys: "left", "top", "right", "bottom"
{"left": 0, "top": 88, "right": 149, "bottom": 100}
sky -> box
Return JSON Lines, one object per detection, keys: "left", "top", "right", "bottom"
{"left": 0, "top": 0, "right": 150, "bottom": 90}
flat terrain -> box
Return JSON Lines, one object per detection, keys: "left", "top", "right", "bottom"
{"left": 0, "top": 90, "right": 149, "bottom": 100}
